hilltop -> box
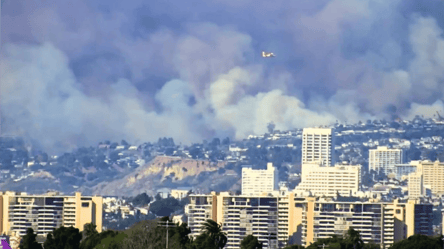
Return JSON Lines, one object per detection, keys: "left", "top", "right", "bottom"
{"left": 89, "top": 156, "right": 228, "bottom": 196}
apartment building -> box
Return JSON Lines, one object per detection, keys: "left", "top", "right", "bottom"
{"left": 298, "top": 197, "right": 433, "bottom": 249}
{"left": 187, "top": 192, "right": 433, "bottom": 249}
{"left": 242, "top": 163, "right": 279, "bottom": 195}
{"left": 369, "top": 146, "right": 404, "bottom": 175}
{"left": 395, "top": 161, "right": 420, "bottom": 180}
{"left": 416, "top": 161, "right": 444, "bottom": 195}
{"left": 295, "top": 163, "right": 361, "bottom": 197}
{"left": 0, "top": 192, "right": 102, "bottom": 237}
{"left": 187, "top": 190, "right": 296, "bottom": 249}
{"left": 408, "top": 172, "right": 423, "bottom": 198}
{"left": 302, "top": 128, "right": 335, "bottom": 166}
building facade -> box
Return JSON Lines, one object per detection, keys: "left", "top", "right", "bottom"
{"left": 298, "top": 197, "right": 432, "bottom": 249}
{"left": 302, "top": 128, "right": 335, "bottom": 166}
{"left": 395, "top": 161, "right": 419, "bottom": 180}
{"left": 417, "top": 161, "right": 444, "bottom": 195}
{"left": 369, "top": 147, "right": 404, "bottom": 175}
{"left": 187, "top": 192, "right": 433, "bottom": 249}
{"left": 408, "top": 172, "right": 423, "bottom": 198}
{"left": 187, "top": 190, "right": 295, "bottom": 249}
{"left": 0, "top": 192, "right": 102, "bottom": 237}
{"left": 242, "top": 163, "right": 279, "bottom": 195}
{"left": 296, "top": 164, "right": 361, "bottom": 197}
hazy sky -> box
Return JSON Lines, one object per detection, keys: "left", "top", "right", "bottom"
{"left": 2, "top": 0, "right": 444, "bottom": 152}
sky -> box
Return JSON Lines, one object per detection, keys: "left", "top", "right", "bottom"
{"left": 2, "top": 0, "right": 444, "bottom": 153}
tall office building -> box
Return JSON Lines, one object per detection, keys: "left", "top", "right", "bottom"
{"left": 295, "top": 163, "right": 361, "bottom": 197}
{"left": 302, "top": 128, "right": 334, "bottom": 166}
{"left": 242, "top": 163, "right": 279, "bottom": 195}
{"left": 186, "top": 193, "right": 432, "bottom": 249}
{"left": 369, "top": 146, "right": 404, "bottom": 175}
{"left": 0, "top": 192, "right": 102, "bottom": 237}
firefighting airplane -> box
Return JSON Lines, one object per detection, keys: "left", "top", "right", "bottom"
{"left": 262, "top": 51, "right": 275, "bottom": 57}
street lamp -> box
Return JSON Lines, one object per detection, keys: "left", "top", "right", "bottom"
{"left": 158, "top": 220, "right": 176, "bottom": 249}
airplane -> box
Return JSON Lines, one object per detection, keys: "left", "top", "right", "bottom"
{"left": 262, "top": 51, "right": 275, "bottom": 58}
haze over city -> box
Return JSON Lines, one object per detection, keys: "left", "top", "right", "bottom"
{"left": 2, "top": 0, "right": 444, "bottom": 152}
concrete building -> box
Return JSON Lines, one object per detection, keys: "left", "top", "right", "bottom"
{"left": 187, "top": 190, "right": 295, "bottom": 249}
{"left": 171, "top": 187, "right": 192, "bottom": 200}
{"left": 242, "top": 163, "right": 279, "bottom": 195}
{"left": 0, "top": 192, "right": 102, "bottom": 238}
{"left": 298, "top": 197, "right": 433, "bottom": 249}
{"left": 408, "top": 172, "right": 423, "bottom": 198}
{"left": 186, "top": 192, "right": 433, "bottom": 249}
{"left": 302, "top": 128, "right": 335, "bottom": 166}
{"left": 369, "top": 146, "right": 404, "bottom": 175}
{"left": 295, "top": 163, "right": 361, "bottom": 197}
{"left": 395, "top": 161, "right": 420, "bottom": 180}
{"left": 416, "top": 161, "right": 444, "bottom": 196}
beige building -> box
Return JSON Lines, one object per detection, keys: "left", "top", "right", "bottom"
{"left": 242, "top": 163, "right": 279, "bottom": 195}
{"left": 186, "top": 192, "right": 433, "bottom": 249}
{"left": 171, "top": 188, "right": 191, "bottom": 200}
{"left": 408, "top": 172, "right": 423, "bottom": 198}
{"left": 0, "top": 191, "right": 102, "bottom": 237}
{"left": 369, "top": 146, "right": 404, "bottom": 175}
{"left": 187, "top": 189, "right": 295, "bottom": 249}
{"left": 297, "top": 197, "right": 432, "bottom": 249}
{"left": 295, "top": 163, "right": 361, "bottom": 197}
{"left": 416, "top": 161, "right": 444, "bottom": 195}
{"left": 302, "top": 128, "right": 334, "bottom": 166}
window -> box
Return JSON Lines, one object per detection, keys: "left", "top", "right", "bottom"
{"left": 82, "top": 202, "right": 90, "bottom": 208}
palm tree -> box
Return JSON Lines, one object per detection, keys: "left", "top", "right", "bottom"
{"left": 200, "top": 219, "right": 228, "bottom": 249}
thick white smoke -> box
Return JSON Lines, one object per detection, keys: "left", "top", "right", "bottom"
{"left": 2, "top": 0, "right": 444, "bottom": 152}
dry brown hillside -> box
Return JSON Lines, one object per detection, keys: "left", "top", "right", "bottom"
{"left": 91, "top": 156, "right": 226, "bottom": 196}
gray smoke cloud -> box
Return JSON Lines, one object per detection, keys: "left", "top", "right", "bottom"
{"left": 2, "top": 0, "right": 444, "bottom": 152}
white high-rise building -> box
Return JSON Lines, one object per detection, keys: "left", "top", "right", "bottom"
{"left": 242, "top": 163, "right": 279, "bottom": 195}
{"left": 296, "top": 163, "right": 361, "bottom": 197}
{"left": 369, "top": 146, "right": 404, "bottom": 175}
{"left": 302, "top": 128, "right": 334, "bottom": 166}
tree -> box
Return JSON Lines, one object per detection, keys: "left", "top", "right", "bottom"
{"left": 45, "top": 226, "right": 82, "bottom": 249}
{"left": 241, "top": 235, "right": 263, "bottom": 249}
{"left": 193, "top": 219, "right": 227, "bottom": 249}
{"left": 210, "top": 138, "right": 221, "bottom": 147}
{"left": 267, "top": 122, "right": 276, "bottom": 134}
{"left": 389, "top": 234, "right": 443, "bottom": 249}
{"left": 130, "top": 193, "right": 151, "bottom": 207}
{"left": 222, "top": 137, "right": 230, "bottom": 146}
{"left": 94, "top": 232, "right": 126, "bottom": 249}
{"left": 343, "top": 228, "right": 364, "bottom": 249}
{"left": 80, "top": 228, "right": 119, "bottom": 249}
{"left": 20, "top": 228, "right": 43, "bottom": 249}
{"left": 43, "top": 233, "right": 57, "bottom": 249}
{"left": 283, "top": 245, "right": 305, "bottom": 249}
{"left": 83, "top": 223, "right": 98, "bottom": 240}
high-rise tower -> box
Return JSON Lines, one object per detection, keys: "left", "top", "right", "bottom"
{"left": 302, "top": 128, "right": 335, "bottom": 166}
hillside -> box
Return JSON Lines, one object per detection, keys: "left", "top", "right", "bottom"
{"left": 89, "top": 156, "right": 227, "bottom": 196}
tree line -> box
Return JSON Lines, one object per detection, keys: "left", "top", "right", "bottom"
{"left": 18, "top": 219, "right": 444, "bottom": 249}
